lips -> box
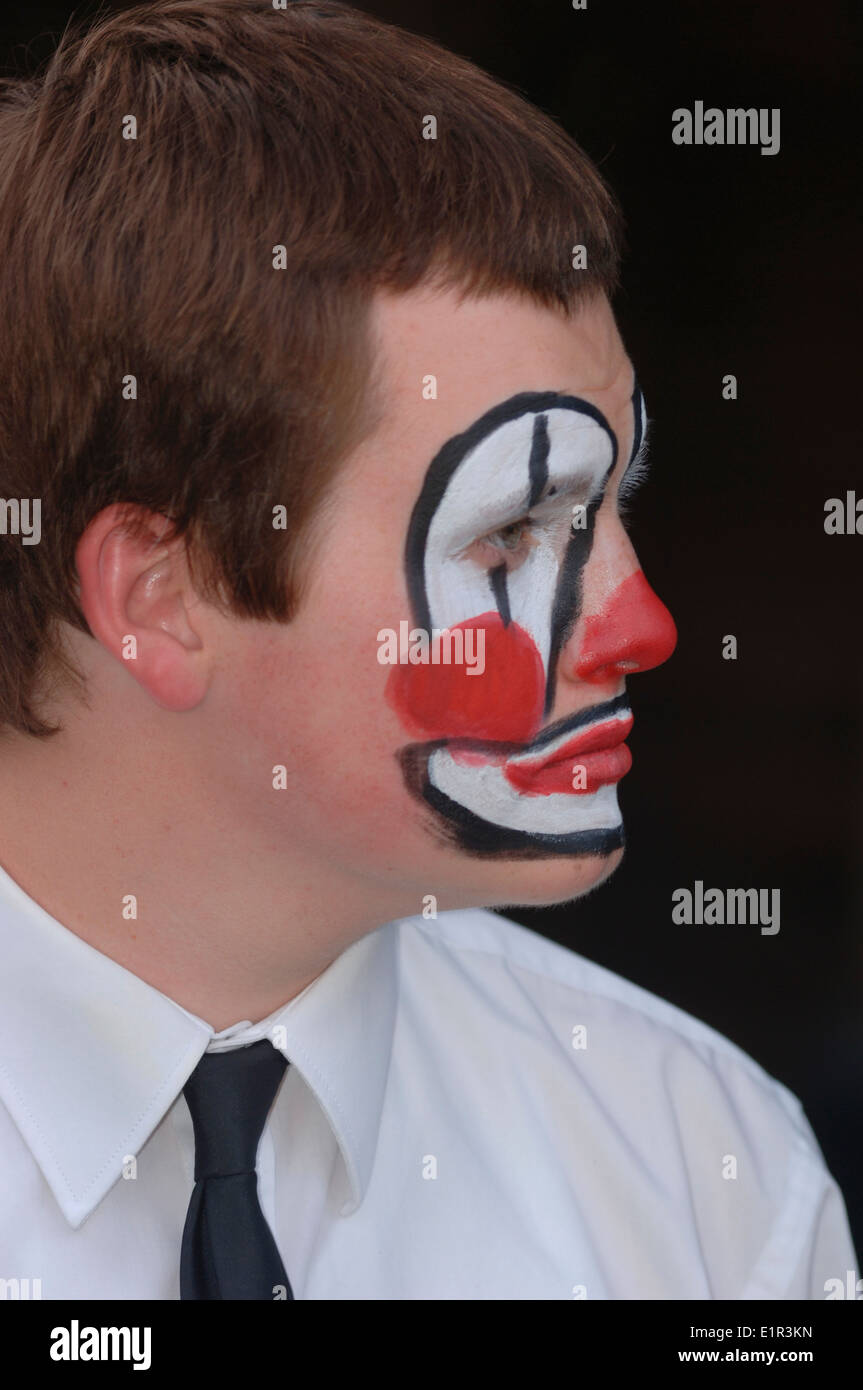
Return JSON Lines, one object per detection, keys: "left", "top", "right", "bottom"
{"left": 502, "top": 711, "right": 633, "bottom": 796}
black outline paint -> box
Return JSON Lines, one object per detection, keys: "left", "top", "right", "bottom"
{"left": 488, "top": 562, "right": 511, "bottom": 628}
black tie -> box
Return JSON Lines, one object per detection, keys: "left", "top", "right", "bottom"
{"left": 180, "top": 1039, "right": 294, "bottom": 1300}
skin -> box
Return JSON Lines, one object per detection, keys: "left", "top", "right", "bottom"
{"left": 0, "top": 287, "right": 675, "bottom": 1029}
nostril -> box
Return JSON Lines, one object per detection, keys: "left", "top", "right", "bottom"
{"left": 579, "top": 662, "right": 631, "bottom": 686}
{"left": 571, "top": 570, "right": 677, "bottom": 683}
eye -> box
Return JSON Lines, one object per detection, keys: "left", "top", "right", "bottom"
{"left": 456, "top": 497, "right": 579, "bottom": 571}
{"left": 486, "top": 518, "right": 534, "bottom": 551}
{"left": 467, "top": 516, "right": 538, "bottom": 568}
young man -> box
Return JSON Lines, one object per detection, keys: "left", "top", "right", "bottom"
{"left": 0, "top": 0, "right": 855, "bottom": 1300}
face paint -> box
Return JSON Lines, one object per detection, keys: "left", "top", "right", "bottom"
{"left": 387, "top": 382, "right": 671, "bottom": 858}
{"left": 574, "top": 569, "right": 679, "bottom": 684}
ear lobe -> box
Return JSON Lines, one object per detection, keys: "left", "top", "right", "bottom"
{"left": 74, "top": 503, "right": 210, "bottom": 712}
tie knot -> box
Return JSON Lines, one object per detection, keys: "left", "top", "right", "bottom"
{"left": 183, "top": 1039, "right": 289, "bottom": 1181}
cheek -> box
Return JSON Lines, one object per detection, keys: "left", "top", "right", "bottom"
{"left": 222, "top": 633, "right": 415, "bottom": 847}
{"left": 384, "top": 612, "right": 545, "bottom": 743}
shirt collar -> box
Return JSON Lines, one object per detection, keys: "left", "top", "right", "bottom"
{"left": 0, "top": 859, "right": 398, "bottom": 1229}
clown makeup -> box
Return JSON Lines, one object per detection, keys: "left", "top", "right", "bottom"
{"left": 386, "top": 380, "right": 664, "bottom": 858}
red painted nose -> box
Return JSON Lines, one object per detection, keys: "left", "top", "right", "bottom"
{"left": 572, "top": 569, "right": 677, "bottom": 684}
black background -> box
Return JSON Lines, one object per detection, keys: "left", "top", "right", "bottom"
{"left": 3, "top": 0, "right": 861, "bottom": 1255}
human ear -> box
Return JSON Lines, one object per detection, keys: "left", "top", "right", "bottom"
{"left": 74, "top": 503, "right": 210, "bottom": 712}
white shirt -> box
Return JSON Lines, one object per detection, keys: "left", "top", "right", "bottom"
{"left": 0, "top": 859, "right": 856, "bottom": 1300}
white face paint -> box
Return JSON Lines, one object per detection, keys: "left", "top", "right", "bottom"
{"left": 391, "top": 387, "right": 647, "bottom": 857}
{"left": 423, "top": 406, "right": 613, "bottom": 672}
{"left": 427, "top": 722, "right": 629, "bottom": 838}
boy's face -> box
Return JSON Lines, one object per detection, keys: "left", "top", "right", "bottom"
{"left": 219, "top": 287, "right": 676, "bottom": 912}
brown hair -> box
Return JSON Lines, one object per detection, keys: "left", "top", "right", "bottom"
{"left": 0, "top": 0, "right": 624, "bottom": 737}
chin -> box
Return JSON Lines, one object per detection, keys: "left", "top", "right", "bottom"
{"left": 468, "top": 843, "right": 625, "bottom": 911}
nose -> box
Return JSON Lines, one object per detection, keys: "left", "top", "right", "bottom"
{"left": 563, "top": 569, "right": 677, "bottom": 686}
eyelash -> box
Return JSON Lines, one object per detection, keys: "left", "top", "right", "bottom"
{"left": 616, "top": 451, "right": 652, "bottom": 519}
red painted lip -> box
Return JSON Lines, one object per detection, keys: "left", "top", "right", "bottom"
{"left": 503, "top": 713, "right": 633, "bottom": 796}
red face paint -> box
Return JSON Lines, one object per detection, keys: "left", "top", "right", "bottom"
{"left": 386, "top": 575, "right": 675, "bottom": 751}
{"left": 384, "top": 612, "right": 545, "bottom": 744}
{"left": 573, "top": 570, "right": 677, "bottom": 684}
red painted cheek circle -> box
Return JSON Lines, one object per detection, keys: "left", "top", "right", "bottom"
{"left": 385, "top": 612, "right": 545, "bottom": 744}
